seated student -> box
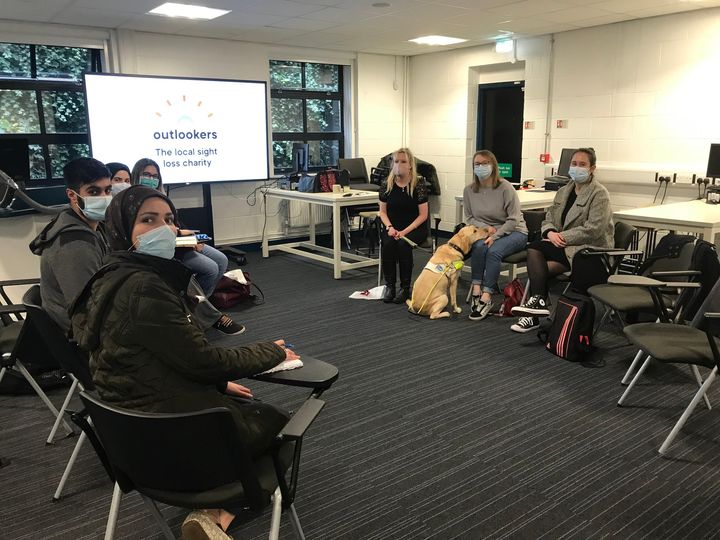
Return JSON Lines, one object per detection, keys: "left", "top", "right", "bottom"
{"left": 131, "top": 158, "right": 243, "bottom": 334}
{"left": 106, "top": 162, "right": 131, "bottom": 196}
{"left": 29, "top": 158, "right": 112, "bottom": 333}
{"left": 378, "top": 148, "right": 429, "bottom": 303}
{"left": 463, "top": 150, "right": 527, "bottom": 320}
{"left": 131, "top": 158, "right": 229, "bottom": 296}
{"left": 70, "top": 185, "right": 299, "bottom": 540}
{"left": 510, "top": 147, "right": 613, "bottom": 333}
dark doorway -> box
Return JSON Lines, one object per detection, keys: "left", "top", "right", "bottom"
{"left": 476, "top": 81, "right": 524, "bottom": 184}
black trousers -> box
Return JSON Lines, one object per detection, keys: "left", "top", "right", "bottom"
{"left": 381, "top": 227, "right": 426, "bottom": 289}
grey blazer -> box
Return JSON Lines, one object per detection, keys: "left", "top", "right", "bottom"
{"left": 540, "top": 179, "right": 614, "bottom": 266}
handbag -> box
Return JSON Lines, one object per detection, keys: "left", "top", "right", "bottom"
{"left": 498, "top": 278, "right": 525, "bottom": 317}
{"left": 209, "top": 271, "right": 265, "bottom": 309}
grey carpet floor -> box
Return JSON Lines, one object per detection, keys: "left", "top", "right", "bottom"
{"left": 2, "top": 248, "right": 720, "bottom": 539}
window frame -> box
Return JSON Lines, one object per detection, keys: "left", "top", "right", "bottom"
{"left": 0, "top": 43, "right": 102, "bottom": 186}
{"left": 270, "top": 60, "right": 344, "bottom": 174}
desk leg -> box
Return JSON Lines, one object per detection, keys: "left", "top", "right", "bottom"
{"left": 333, "top": 204, "right": 342, "bottom": 279}
{"left": 262, "top": 226, "right": 269, "bottom": 258}
{"left": 309, "top": 202, "right": 316, "bottom": 244}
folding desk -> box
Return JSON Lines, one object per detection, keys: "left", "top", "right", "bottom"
{"left": 262, "top": 188, "right": 379, "bottom": 279}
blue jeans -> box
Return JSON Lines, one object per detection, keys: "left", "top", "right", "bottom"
{"left": 470, "top": 231, "right": 528, "bottom": 294}
{"left": 181, "top": 244, "right": 228, "bottom": 296}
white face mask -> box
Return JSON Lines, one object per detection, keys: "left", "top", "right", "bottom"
{"left": 474, "top": 164, "right": 492, "bottom": 180}
{"left": 74, "top": 192, "right": 111, "bottom": 221}
{"left": 111, "top": 182, "right": 130, "bottom": 196}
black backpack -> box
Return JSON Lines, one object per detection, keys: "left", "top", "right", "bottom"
{"left": 540, "top": 292, "right": 596, "bottom": 363}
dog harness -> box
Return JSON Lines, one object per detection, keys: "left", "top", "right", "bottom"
{"left": 409, "top": 260, "right": 465, "bottom": 315}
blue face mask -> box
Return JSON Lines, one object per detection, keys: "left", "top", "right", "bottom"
{"left": 111, "top": 182, "right": 130, "bottom": 196}
{"left": 569, "top": 166, "right": 591, "bottom": 183}
{"left": 134, "top": 225, "right": 176, "bottom": 259}
{"left": 139, "top": 176, "right": 160, "bottom": 189}
{"left": 75, "top": 193, "right": 111, "bottom": 221}
{"left": 474, "top": 164, "right": 492, "bottom": 180}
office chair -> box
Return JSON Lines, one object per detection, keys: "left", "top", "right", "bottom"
{"left": 20, "top": 284, "right": 92, "bottom": 444}
{"left": 0, "top": 281, "right": 73, "bottom": 436}
{"left": 338, "top": 157, "right": 377, "bottom": 192}
{"left": 612, "top": 274, "right": 720, "bottom": 456}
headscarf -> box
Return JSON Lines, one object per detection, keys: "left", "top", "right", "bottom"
{"left": 105, "top": 185, "right": 177, "bottom": 251}
{"left": 105, "top": 162, "right": 131, "bottom": 180}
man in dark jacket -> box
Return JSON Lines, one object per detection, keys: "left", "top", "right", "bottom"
{"left": 29, "top": 158, "right": 111, "bottom": 333}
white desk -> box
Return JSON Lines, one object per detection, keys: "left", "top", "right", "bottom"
{"left": 613, "top": 199, "right": 720, "bottom": 245}
{"left": 262, "top": 188, "right": 379, "bottom": 279}
{"left": 454, "top": 189, "right": 556, "bottom": 223}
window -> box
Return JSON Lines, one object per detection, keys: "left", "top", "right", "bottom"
{"left": 0, "top": 43, "right": 102, "bottom": 185}
{"left": 269, "top": 60, "right": 344, "bottom": 173}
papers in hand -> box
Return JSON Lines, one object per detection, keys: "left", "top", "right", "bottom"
{"left": 175, "top": 235, "right": 198, "bottom": 247}
{"left": 260, "top": 359, "right": 303, "bottom": 375}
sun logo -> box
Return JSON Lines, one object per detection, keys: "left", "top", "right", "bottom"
{"left": 154, "top": 95, "right": 214, "bottom": 125}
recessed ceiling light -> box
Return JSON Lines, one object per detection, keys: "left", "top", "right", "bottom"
{"left": 148, "top": 2, "right": 231, "bottom": 20}
{"left": 408, "top": 35, "right": 467, "bottom": 46}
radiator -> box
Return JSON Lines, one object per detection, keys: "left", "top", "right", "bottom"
{"left": 284, "top": 200, "right": 332, "bottom": 229}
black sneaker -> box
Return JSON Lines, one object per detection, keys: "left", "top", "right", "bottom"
{"left": 213, "top": 315, "right": 246, "bottom": 335}
{"left": 469, "top": 297, "right": 493, "bottom": 321}
{"left": 511, "top": 295, "right": 550, "bottom": 317}
{"left": 382, "top": 286, "right": 396, "bottom": 303}
{"left": 510, "top": 316, "right": 539, "bottom": 333}
{"left": 393, "top": 288, "right": 410, "bottom": 304}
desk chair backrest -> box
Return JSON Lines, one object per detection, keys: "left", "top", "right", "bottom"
{"left": 614, "top": 221, "right": 636, "bottom": 251}
{"left": 638, "top": 234, "right": 696, "bottom": 277}
{"left": 338, "top": 157, "right": 369, "bottom": 184}
{"left": 22, "top": 285, "right": 93, "bottom": 390}
{"left": 79, "top": 392, "right": 266, "bottom": 510}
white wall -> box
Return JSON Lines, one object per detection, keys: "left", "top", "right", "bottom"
{"left": 408, "top": 7, "right": 720, "bottom": 229}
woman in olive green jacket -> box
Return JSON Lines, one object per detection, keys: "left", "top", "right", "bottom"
{"left": 71, "top": 185, "right": 298, "bottom": 539}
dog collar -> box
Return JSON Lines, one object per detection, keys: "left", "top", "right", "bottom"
{"left": 447, "top": 241, "right": 470, "bottom": 260}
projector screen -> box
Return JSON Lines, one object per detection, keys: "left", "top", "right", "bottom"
{"left": 84, "top": 73, "right": 269, "bottom": 184}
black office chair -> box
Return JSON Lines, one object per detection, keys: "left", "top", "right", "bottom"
{"left": 613, "top": 274, "right": 720, "bottom": 455}
{"left": 338, "top": 157, "right": 378, "bottom": 192}
{"left": 76, "top": 389, "right": 326, "bottom": 540}
{"left": 20, "top": 284, "right": 93, "bottom": 444}
{"left": 0, "top": 281, "right": 73, "bottom": 436}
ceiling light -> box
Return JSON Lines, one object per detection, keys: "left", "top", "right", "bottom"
{"left": 372, "top": 2, "right": 391, "bottom": 6}
{"left": 408, "top": 35, "right": 467, "bottom": 46}
{"left": 148, "top": 3, "right": 231, "bottom": 20}
{"left": 495, "top": 39, "right": 513, "bottom": 53}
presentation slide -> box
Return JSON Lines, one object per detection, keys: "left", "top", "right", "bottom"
{"left": 84, "top": 73, "right": 269, "bottom": 184}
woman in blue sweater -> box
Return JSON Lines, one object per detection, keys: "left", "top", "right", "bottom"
{"left": 462, "top": 150, "right": 527, "bottom": 320}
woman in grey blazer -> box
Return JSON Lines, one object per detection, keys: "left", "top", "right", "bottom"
{"left": 510, "top": 148, "right": 613, "bottom": 333}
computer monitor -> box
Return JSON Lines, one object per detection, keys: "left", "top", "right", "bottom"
{"left": 292, "top": 142, "right": 309, "bottom": 173}
{"left": 706, "top": 143, "right": 720, "bottom": 178}
{"left": 556, "top": 148, "right": 577, "bottom": 177}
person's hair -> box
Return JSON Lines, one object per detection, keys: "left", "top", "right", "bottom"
{"left": 130, "top": 158, "right": 163, "bottom": 190}
{"left": 63, "top": 157, "right": 111, "bottom": 192}
{"left": 106, "top": 162, "right": 130, "bottom": 180}
{"left": 471, "top": 150, "right": 501, "bottom": 192}
{"left": 574, "top": 147, "right": 597, "bottom": 167}
{"left": 385, "top": 148, "right": 419, "bottom": 194}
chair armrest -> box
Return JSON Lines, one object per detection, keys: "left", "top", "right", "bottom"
{"left": 278, "top": 397, "right": 325, "bottom": 440}
{"left": 0, "top": 304, "right": 26, "bottom": 315}
{"left": 582, "top": 249, "right": 643, "bottom": 256}
{"left": 607, "top": 275, "right": 665, "bottom": 287}
{"left": 661, "top": 282, "right": 701, "bottom": 289}
{"left": 704, "top": 312, "right": 720, "bottom": 318}
{"left": 649, "top": 270, "right": 701, "bottom": 277}
{"left": 0, "top": 278, "right": 40, "bottom": 287}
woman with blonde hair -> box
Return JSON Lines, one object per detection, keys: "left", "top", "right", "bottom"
{"left": 463, "top": 150, "right": 527, "bottom": 320}
{"left": 378, "top": 148, "right": 429, "bottom": 303}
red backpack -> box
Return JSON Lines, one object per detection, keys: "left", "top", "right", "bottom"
{"left": 498, "top": 279, "right": 525, "bottom": 317}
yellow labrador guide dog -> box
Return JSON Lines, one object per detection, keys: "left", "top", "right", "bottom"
{"left": 407, "top": 225, "right": 489, "bottom": 319}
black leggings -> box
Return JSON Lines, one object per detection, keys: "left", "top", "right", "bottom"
{"left": 526, "top": 240, "right": 570, "bottom": 297}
